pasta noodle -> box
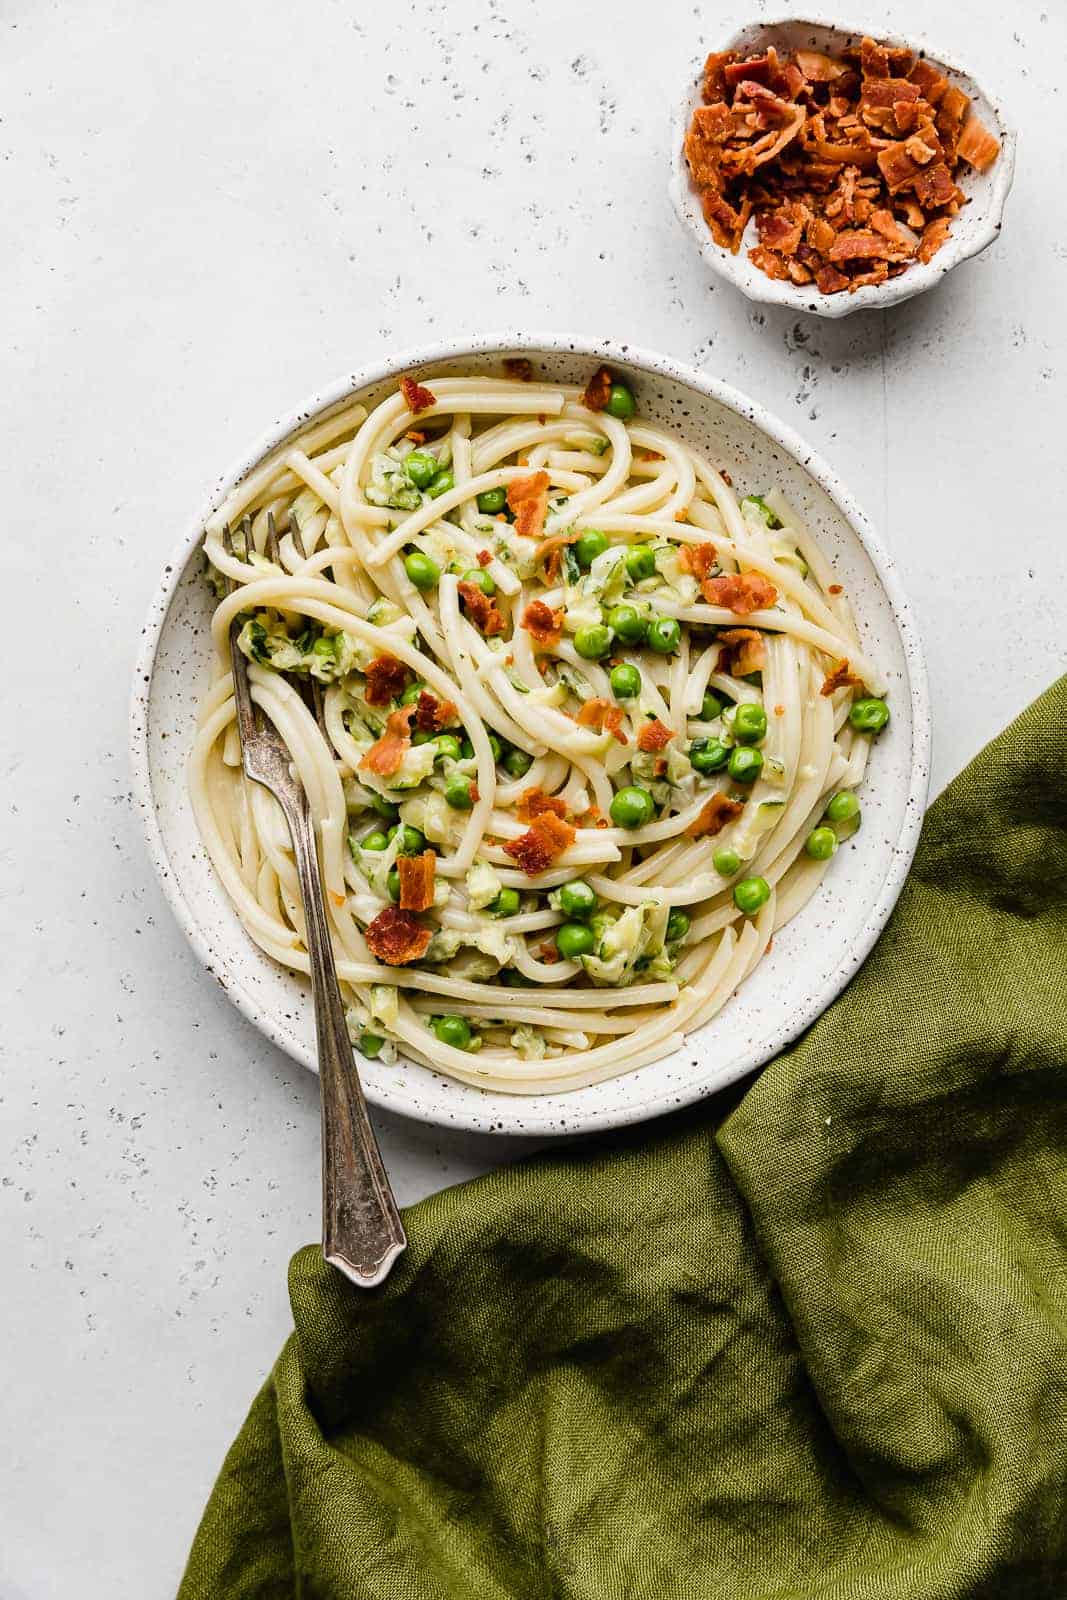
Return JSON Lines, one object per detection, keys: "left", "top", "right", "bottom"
{"left": 189, "top": 366, "right": 890, "bottom": 1094}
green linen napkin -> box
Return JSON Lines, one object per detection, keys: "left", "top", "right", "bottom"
{"left": 180, "top": 679, "right": 1067, "bottom": 1600}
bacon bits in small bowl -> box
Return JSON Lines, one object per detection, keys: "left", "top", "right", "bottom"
{"left": 669, "top": 18, "right": 1016, "bottom": 316}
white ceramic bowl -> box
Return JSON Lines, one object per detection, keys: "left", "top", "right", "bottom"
{"left": 130, "top": 334, "right": 930, "bottom": 1136}
{"left": 669, "top": 16, "right": 1017, "bottom": 318}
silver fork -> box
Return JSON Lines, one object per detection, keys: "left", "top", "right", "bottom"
{"left": 222, "top": 519, "right": 406, "bottom": 1288}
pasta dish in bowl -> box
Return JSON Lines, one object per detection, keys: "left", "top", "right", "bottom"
{"left": 132, "top": 338, "right": 927, "bottom": 1133}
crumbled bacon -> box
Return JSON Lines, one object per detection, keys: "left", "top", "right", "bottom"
{"left": 636, "top": 718, "right": 674, "bottom": 752}
{"left": 504, "top": 812, "right": 577, "bottom": 876}
{"left": 507, "top": 471, "right": 551, "bottom": 539}
{"left": 503, "top": 357, "right": 534, "bottom": 381}
{"left": 576, "top": 699, "right": 628, "bottom": 744}
{"left": 685, "top": 33, "right": 999, "bottom": 294}
{"left": 516, "top": 788, "right": 568, "bottom": 823}
{"left": 360, "top": 706, "right": 415, "bottom": 777}
{"left": 397, "top": 851, "right": 436, "bottom": 913}
{"left": 685, "top": 793, "right": 745, "bottom": 839}
{"left": 717, "top": 628, "right": 766, "bottom": 676}
{"left": 476, "top": 548, "right": 493, "bottom": 567}
{"left": 363, "top": 654, "right": 412, "bottom": 706}
{"left": 820, "top": 659, "right": 864, "bottom": 696}
{"left": 521, "top": 599, "right": 564, "bottom": 648}
{"left": 702, "top": 572, "right": 778, "bottom": 616}
{"left": 535, "top": 529, "right": 580, "bottom": 582}
{"left": 365, "top": 905, "right": 432, "bottom": 966}
{"left": 399, "top": 376, "right": 436, "bottom": 413}
{"left": 581, "top": 366, "right": 614, "bottom": 411}
{"left": 678, "top": 541, "right": 718, "bottom": 579}
{"left": 415, "top": 690, "right": 458, "bottom": 732}
{"left": 457, "top": 581, "right": 506, "bottom": 637}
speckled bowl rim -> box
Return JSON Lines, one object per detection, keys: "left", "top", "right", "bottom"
{"left": 129, "top": 332, "right": 930, "bottom": 1136}
{"left": 668, "top": 15, "right": 1018, "bottom": 318}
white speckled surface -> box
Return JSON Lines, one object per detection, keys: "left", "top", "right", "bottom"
{"left": 2, "top": 1, "right": 1065, "bottom": 1594}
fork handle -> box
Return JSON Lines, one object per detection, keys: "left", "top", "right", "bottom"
{"left": 284, "top": 793, "right": 407, "bottom": 1288}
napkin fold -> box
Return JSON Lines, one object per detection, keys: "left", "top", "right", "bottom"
{"left": 180, "top": 679, "right": 1067, "bottom": 1599}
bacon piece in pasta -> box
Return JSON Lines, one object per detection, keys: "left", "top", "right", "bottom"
{"left": 678, "top": 542, "right": 718, "bottom": 580}
{"left": 686, "top": 793, "right": 745, "bottom": 838}
{"left": 363, "top": 655, "right": 412, "bottom": 706}
{"left": 507, "top": 472, "right": 550, "bottom": 540}
{"left": 521, "top": 600, "right": 564, "bottom": 648}
{"left": 360, "top": 706, "right": 416, "bottom": 778}
{"left": 717, "top": 628, "right": 766, "bottom": 676}
{"left": 580, "top": 366, "right": 613, "bottom": 411}
{"left": 457, "top": 581, "right": 505, "bottom": 636}
{"left": 397, "top": 851, "right": 436, "bottom": 913}
{"left": 576, "top": 699, "right": 628, "bottom": 744}
{"left": 504, "top": 812, "right": 576, "bottom": 876}
{"left": 399, "top": 376, "right": 435, "bottom": 413}
{"left": 415, "top": 690, "right": 458, "bottom": 732}
{"left": 702, "top": 573, "right": 778, "bottom": 616}
{"left": 516, "top": 788, "right": 568, "bottom": 823}
{"left": 364, "top": 906, "right": 432, "bottom": 966}
{"left": 820, "top": 660, "right": 864, "bottom": 696}
{"left": 636, "top": 718, "right": 674, "bottom": 752}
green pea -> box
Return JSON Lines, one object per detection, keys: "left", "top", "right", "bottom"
{"left": 460, "top": 737, "right": 475, "bottom": 760}
{"left": 849, "top": 697, "right": 890, "bottom": 734}
{"left": 647, "top": 617, "right": 681, "bottom": 655}
{"left": 445, "top": 775, "right": 475, "bottom": 810}
{"left": 387, "top": 823, "right": 426, "bottom": 855}
{"left": 490, "top": 888, "right": 521, "bottom": 918}
{"left": 805, "top": 826, "right": 838, "bottom": 861}
{"left": 403, "top": 449, "right": 438, "bottom": 489}
{"left": 605, "top": 382, "right": 636, "bottom": 420}
{"left": 713, "top": 846, "right": 741, "bottom": 877}
{"left": 434, "top": 734, "right": 462, "bottom": 763}
{"left": 361, "top": 831, "right": 389, "bottom": 852}
{"left": 433, "top": 1015, "right": 472, "bottom": 1050}
{"left": 607, "top": 604, "right": 647, "bottom": 645}
{"left": 733, "top": 876, "right": 771, "bottom": 915}
{"left": 625, "top": 544, "right": 656, "bottom": 581}
{"left": 610, "top": 785, "right": 655, "bottom": 829}
{"left": 503, "top": 748, "right": 533, "bottom": 778}
{"left": 426, "top": 468, "right": 454, "bottom": 499}
{"left": 386, "top": 868, "right": 401, "bottom": 903}
{"left": 359, "top": 1032, "right": 385, "bottom": 1058}
{"left": 575, "top": 529, "right": 609, "bottom": 569}
{"left": 666, "top": 909, "right": 691, "bottom": 943}
{"left": 399, "top": 681, "right": 425, "bottom": 706}
{"left": 574, "top": 624, "right": 613, "bottom": 660}
{"left": 462, "top": 567, "right": 496, "bottom": 596}
{"left": 610, "top": 663, "right": 641, "bottom": 700}
{"left": 690, "top": 738, "right": 729, "bottom": 775}
{"left": 700, "top": 690, "right": 725, "bottom": 721}
{"left": 404, "top": 550, "right": 440, "bottom": 590}
{"left": 411, "top": 728, "right": 435, "bottom": 746}
{"left": 733, "top": 703, "right": 768, "bottom": 745}
{"left": 476, "top": 486, "right": 507, "bottom": 514}
{"left": 368, "top": 794, "right": 400, "bottom": 822}
{"left": 558, "top": 879, "right": 597, "bottom": 919}
{"left": 488, "top": 733, "right": 503, "bottom": 762}
{"left": 728, "top": 746, "right": 763, "bottom": 784}
{"left": 825, "top": 791, "right": 861, "bottom": 825}
{"left": 556, "top": 922, "right": 596, "bottom": 960}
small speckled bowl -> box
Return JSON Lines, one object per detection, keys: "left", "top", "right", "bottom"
{"left": 669, "top": 17, "right": 1017, "bottom": 318}
{"left": 130, "top": 335, "right": 930, "bottom": 1137}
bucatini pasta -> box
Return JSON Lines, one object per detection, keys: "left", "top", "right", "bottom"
{"left": 189, "top": 364, "right": 890, "bottom": 1095}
